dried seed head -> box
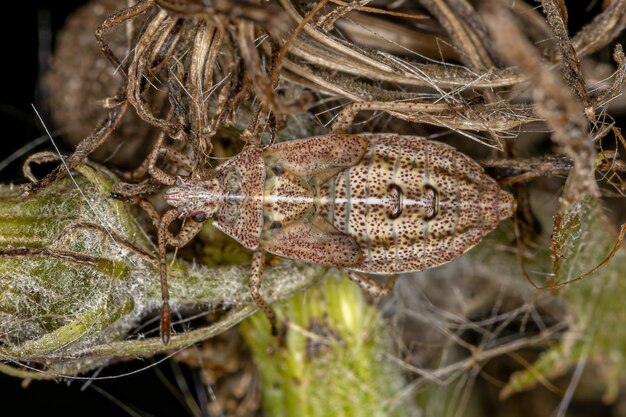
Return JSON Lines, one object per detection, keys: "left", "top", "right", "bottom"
{"left": 46, "top": 0, "right": 152, "bottom": 168}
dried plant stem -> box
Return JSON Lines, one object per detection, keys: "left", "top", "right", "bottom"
{"left": 481, "top": 3, "right": 598, "bottom": 199}
{"left": 570, "top": 0, "right": 626, "bottom": 57}
{"left": 540, "top": 0, "right": 592, "bottom": 116}
{"left": 419, "top": 0, "right": 493, "bottom": 69}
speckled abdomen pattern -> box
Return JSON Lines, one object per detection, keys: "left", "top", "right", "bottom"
{"left": 318, "top": 134, "right": 515, "bottom": 274}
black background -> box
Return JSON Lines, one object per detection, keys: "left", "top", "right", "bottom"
{"left": 0, "top": 2, "right": 82, "bottom": 182}
{"left": 1, "top": 2, "right": 200, "bottom": 416}
{"left": 0, "top": 1, "right": 613, "bottom": 416}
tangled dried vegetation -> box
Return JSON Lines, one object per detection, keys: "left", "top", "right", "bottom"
{"left": 34, "top": 0, "right": 626, "bottom": 227}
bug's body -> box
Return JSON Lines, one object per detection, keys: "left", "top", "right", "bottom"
{"left": 160, "top": 133, "right": 515, "bottom": 341}
{"left": 166, "top": 133, "right": 515, "bottom": 274}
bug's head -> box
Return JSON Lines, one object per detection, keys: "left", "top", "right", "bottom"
{"left": 164, "top": 177, "right": 222, "bottom": 222}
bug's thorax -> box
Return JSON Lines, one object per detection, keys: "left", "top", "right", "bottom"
{"left": 210, "top": 146, "right": 266, "bottom": 249}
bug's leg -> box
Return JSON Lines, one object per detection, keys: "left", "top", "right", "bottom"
{"left": 129, "top": 198, "right": 161, "bottom": 228}
{"left": 112, "top": 131, "right": 172, "bottom": 197}
{"left": 118, "top": 124, "right": 187, "bottom": 182}
{"left": 331, "top": 102, "right": 363, "bottom": 134}
{"left": 330, "top": 101, "right": 451, "bottom": 134}
{"left": 345, "top": 271, "right": 398, "bottom": 297}
{"left": 112, "top": 179, "right": 163, "bottom": 199}
{"left": 162, "top": 147, "right": 195, "bottom": 173}
{"left": 146, "top": 123, "right": 208, "bottom": 181}
{"left": 157, "top": 208, "right": 205, "bottom": 344}
{"left": 264, "top": 134, "right": 369, "bottom": 183}
{"left": 157, "top": 209, "right": 177, "bottom": 344}
{"left": 114, "top": 129, "right": 197, "bottom": 196}
{"left": 145, "top": 131, "right": 178, "bottom": 186}
{"left": 249, "top": 249, "right": 277, "bottom": 335}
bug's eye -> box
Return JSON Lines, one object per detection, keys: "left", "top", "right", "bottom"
{"left": 191, "top": 212, "right": 207, "bottom": 223}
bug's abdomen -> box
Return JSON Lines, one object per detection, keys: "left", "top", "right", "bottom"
{"left": 319, "top": 134, "right": 515, "bottom": 274}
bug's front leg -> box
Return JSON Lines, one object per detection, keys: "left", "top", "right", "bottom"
{"left": 249, "top": 249, "right": 277, "bottom": 335}
{"left": 113, "top": 130, "right": 197, "bottom": 197}
{"left": 345, "top": 271, "right": 398, "bottom": 297}
{"left": 158, "top": 208, "right": 204, "bottom": 344}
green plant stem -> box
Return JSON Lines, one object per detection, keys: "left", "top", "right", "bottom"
{"left": 0, "top": 165, "right": 324, "bottom": 378}
{"left": 240, "top": 276, "right": 414, "bottom": 417}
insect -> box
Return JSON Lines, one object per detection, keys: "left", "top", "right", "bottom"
{"left": 155, "top": 133, "right": 516, "bottom": 343}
